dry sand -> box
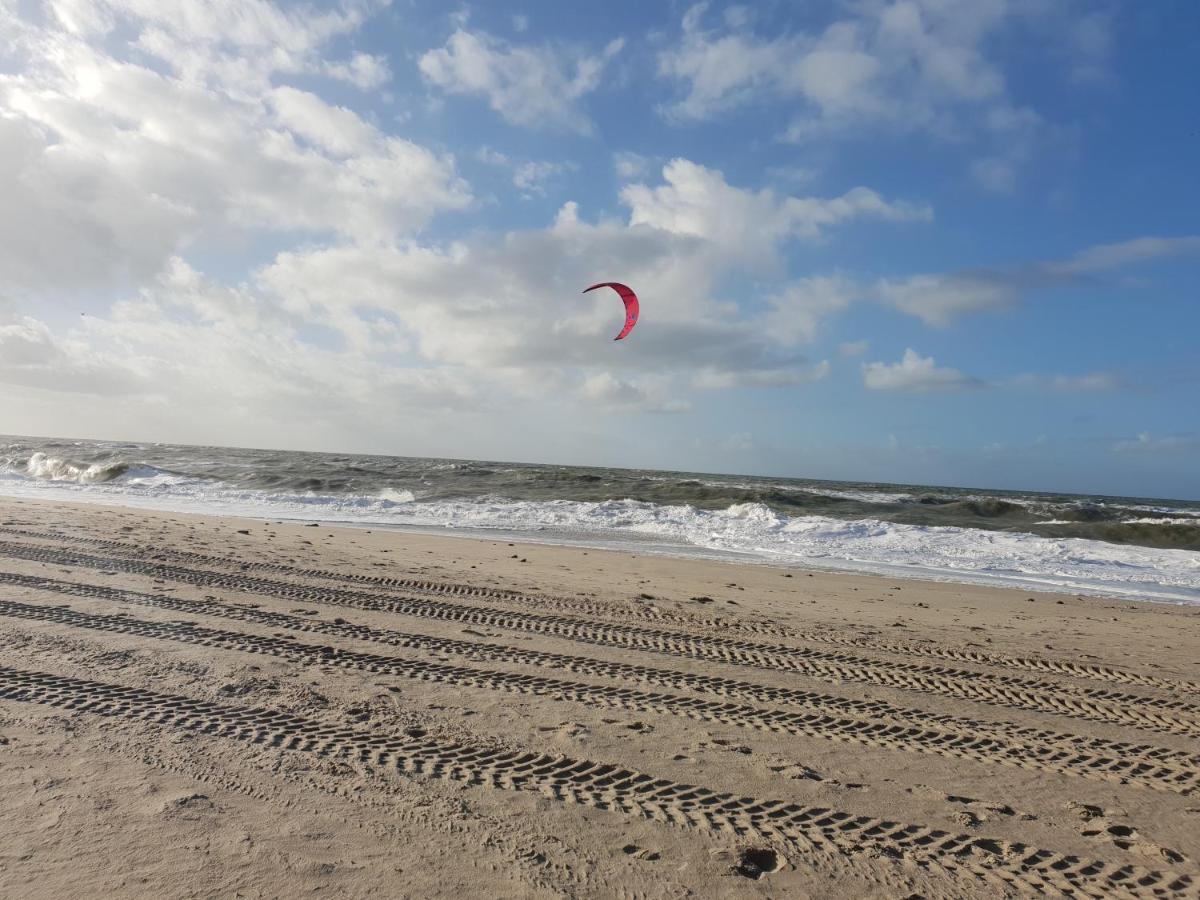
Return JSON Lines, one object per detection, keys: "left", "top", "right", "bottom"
{"left": 0, "top": 495, "right": 1197, "bottom": 898}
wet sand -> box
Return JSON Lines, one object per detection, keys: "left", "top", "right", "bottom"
{"left": 1, "top": 495, "right": 1198, "bottom": 898}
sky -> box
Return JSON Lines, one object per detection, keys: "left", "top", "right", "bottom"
{"left": 1, "top": 0, "right": 1198, "bottom": 499}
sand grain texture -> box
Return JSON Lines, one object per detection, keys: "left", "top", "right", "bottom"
{"left": 1, "top": 497, "right": 1198, "bottom": 898}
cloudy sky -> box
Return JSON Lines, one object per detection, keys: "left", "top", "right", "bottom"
{"left": 2, "top": 0, "right": 1198, "bottom": 498}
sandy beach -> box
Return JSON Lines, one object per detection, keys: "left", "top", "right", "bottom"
{"left": 0, "top": 494, "right": 1197, "bottom": 898}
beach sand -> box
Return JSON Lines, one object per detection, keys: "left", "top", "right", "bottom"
{"left": 0, "top": 495, "right": 1197, "bottom": 898}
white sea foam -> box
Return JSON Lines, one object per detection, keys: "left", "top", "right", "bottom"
{"left": 377, "top": 488, "right": 417, "bottom": 504}
{"left": 22, "top": 452, "right": 117, "bottom": 483}
{"left": 1121, "top": 517, "right": 1200, "bottom": 526}
{"left": 1, "top": 469, "right": 1197, "bottom": 604}
{"left": 795, "top": 487, "right": 918, "bottom": 504}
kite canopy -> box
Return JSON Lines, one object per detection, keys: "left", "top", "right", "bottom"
{"left": 583, "top": 282, "right": 639, "bottom": 341}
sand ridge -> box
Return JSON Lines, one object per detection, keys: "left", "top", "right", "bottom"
{"left": 1, "top": 497, "right": 1198, "bottom": 898}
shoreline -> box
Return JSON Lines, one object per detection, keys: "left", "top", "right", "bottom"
{"left": 1, "top": 484, "right": 1197, "bottom": 605}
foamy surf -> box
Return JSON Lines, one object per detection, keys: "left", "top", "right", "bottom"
{"left": 1, "top": 449, "right": 1197, "bottom": 604}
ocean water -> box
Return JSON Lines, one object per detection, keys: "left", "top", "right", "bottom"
{"left": 2, "top": 435, "right": 1198, "bottom": 603}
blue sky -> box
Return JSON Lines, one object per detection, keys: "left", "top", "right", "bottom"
{"left": 1, "top": 0, "right": 1198, "bottom": 498}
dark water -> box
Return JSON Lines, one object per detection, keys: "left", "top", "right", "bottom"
{"left": 3, "top": 435, "right": 1198, "bottom": 551}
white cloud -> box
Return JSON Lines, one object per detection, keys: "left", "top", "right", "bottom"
{"left": 270, "top": 85, "right": 379, "bottom": 156}
{"left": 657, "top": 5, "right": 789, "bottom": 121}
{"left": 839, "top": 339, "right": 869, "bottom": 357}
{"left": 862, "top": 349, "right": 983, "bottom": 392}
{"left": 622, "top": 159, "right": 929, "bottom": 267}
{"left": 762, "top": 276, "right": 857, "bottom": 344}
{"left": 63, "top": 0, "right": 387, "bottom": 91}
{"left": 1047, "top": 236, "right": 1200, "bottom": 276}
{"left": 476, "top": 147, "right": 580, "bottom": 196}
{"left": 254, "top": 199, "right": 728, "bottom": 372}
{"left": 0, "top": 259, "right": 482, "bottom": 438}
{"left": 0, "top": 316, "right": 146, "bottom": 395}
{"left": 512, "top": 160, "right": 579, "bottom": 196}
{"left": 861, "top": 351, "right": 1119, "bottom": 394}
{"left": 657, "top": 2, "right": 1101, "bottom": 187}
{"left": 419, "top": 29, "right": 624, "bottom": 133}
{"left": 659, "top": 1, "right": 1010, "bottom": 129}
{"left": 875, "top": 272, "right": 1017, "bottom": 327}
{"left": 323, "top": 51, "right": 391, "bottom": 90}
{"left": 878, "top": 234, "right": 1200, "bottom": 326}
{"left": 238, "top": 160, "right": 916, "bottom": 406}
{"left": 0, "top": 1, "right": 468, "bottom": 301}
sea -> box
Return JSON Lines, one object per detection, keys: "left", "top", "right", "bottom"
{"left": 2, "top": 435, "right": 1198, "bottom": 604}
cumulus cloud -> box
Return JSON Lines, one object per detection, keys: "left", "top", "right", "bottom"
{"left": 0, "top": 259, "right": 482, "bottom": 437}
{"left": 862, "top": 349, "right": 983, "bottom": 392}
{"left": 419, "top": 28, "right": 624, "bottom": 133}
{"left": 7, "top": 148, "right": 908, "bottom": 425}
{"left": 622, "top": 159, "right": 929, "bottom": 267}
{"left": 657, "top": 2, "right": 1100, "bottom": 186}
{"left": 0, "top": 0, "right": 468, "bottom": 301}
{"left": 253, "top": 161, "right": 919, "bottom": 394}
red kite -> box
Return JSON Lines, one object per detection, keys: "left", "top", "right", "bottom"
{"left": 583, "top": 282, "right": 639, "bottom": 341}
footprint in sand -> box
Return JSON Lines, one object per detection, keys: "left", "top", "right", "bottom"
{"left": 1069, "top": 801, "right": 1186, "bottom": 864}
{"left": 161, "top": 794, "right": 216, "bottom": 818}
{"left": 537, "top": 722, "right": 590, "bottom": 740}
{"left": 621, "top": 844, "right": 661, "bottom": 861}
{"left": 767, "top": 761, "right": 823, "bottom": 782}
{"left": 731, "top": 847, "right": 784, "bottom": 880}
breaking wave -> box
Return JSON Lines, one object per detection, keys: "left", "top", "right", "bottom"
{"left": 23, "top": 452, "right": 133, "bottom": 484}
{"left": 2, "top": 437, "right": 1198, "bottom": 603}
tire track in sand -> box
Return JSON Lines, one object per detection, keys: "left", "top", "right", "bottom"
{"left": 0, "top": 663, "right": 1191, "bottom": 898}
{"left": 3, "top": 571, "right": 1197, "bottom": 795}
{"left": 5, "top": 525, "right": 1193, "bottom": 696}
{"left": 1, "top": 539, "right": 1196, "bottom": 738}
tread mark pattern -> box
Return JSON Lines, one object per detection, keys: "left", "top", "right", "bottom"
{"left": 4, "top": 571, "right": 1197, "bottom": 794}
{"left": 0, "top": 663, "right": 1192, "bottom": 899}
{"left": 6, "top": 525, "right": 1194, "bottom": 695}
{"left": 1, "top": 539, "right": 1196, "bottom": 738}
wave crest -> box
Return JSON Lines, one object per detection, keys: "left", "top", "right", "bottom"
{"left": 23, "top": 452, "right": 131, "bottom": 484}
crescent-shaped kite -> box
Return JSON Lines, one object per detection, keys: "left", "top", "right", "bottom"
{"left": 583, "top": 282, "right": 639, "bottom": 341}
